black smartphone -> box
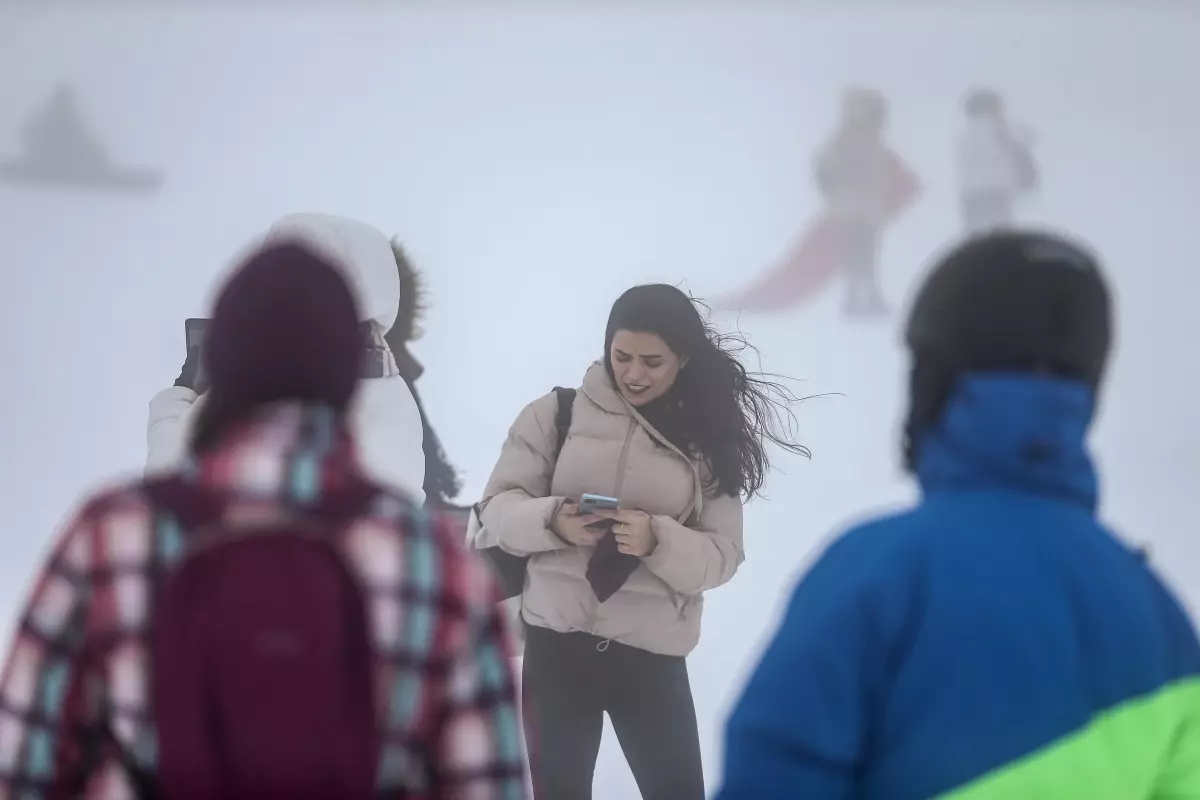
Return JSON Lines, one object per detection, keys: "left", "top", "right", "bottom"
{"left": 184, "top": 318, "right": 208, "bottom": 352}
{"left": 184, "top": 318, "right": 209, "bottom": 386}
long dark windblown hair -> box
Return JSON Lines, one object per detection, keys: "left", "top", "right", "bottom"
{"left": 603, "top": 284, "right": 809, "bottom": 500}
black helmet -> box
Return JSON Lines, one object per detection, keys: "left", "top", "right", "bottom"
{"left": 903, "top": 229, "right": 1113, "bottom": 460}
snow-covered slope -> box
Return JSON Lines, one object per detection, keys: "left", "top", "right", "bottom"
{"left": 2, "top": 7, "right": 1197, "bottom": 795}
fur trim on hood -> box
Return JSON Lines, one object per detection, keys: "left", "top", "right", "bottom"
{"left": 388, "top": 239, "right": 426, "bottom": 346}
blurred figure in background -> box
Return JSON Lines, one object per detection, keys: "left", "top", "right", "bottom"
{"left": 146, "top": 213, "right": 426, "bottom": 502}
{"left": 0, "top": 82, "right": 163, "bottom": 193}
{"left": 812, "top": 87, "right": 920, "bottom": 317}
{"left": 716, "top": 87, "right": 919, "bottom": 318}
{"left": 0, "top": 241, "right": 526, "bottom": 798}
{"left": 475, "top": 284, "right": 808, "bottom": 799}
{"left": 716, "top": 230, "right": 1200, "bottom": 799}
{"left": 957, "top": 88, "right": 1039, "bottom": 234}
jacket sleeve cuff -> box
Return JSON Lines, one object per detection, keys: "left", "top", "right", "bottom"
{"left": 495, "top": 496, "right": 570, "bottom": 556}
{"left": 641, "top": 516, "right": 687, "bottom": 583}
{"left": 149, "top": 385, "right": 198, "bottom": 415}
{"left": 641, "top": 515, "right": 740, "bottom": 596}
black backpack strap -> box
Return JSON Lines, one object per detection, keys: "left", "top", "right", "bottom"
{"left": 551, "top": 387, "right": 576, "bottom": 456}
{"left": 471, "top": 388, "right": 574, "bottom": 527}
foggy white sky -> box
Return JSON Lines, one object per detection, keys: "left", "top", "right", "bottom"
{"left": 2, "top": 7, "right": 1198, "bottom": 795}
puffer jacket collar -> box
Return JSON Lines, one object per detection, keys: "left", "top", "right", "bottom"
{"left": 580, "top": 361, "right": 628, "bottom": 415}
{"left": 579, "top": 361, "right": 704, "bottom": 520}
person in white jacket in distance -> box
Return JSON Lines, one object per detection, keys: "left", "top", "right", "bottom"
{"left": 145, "top": 213, "right": 426, "bottom": 502}
{"left": 956, "top": 88, "right": 1039, "bottom": 235}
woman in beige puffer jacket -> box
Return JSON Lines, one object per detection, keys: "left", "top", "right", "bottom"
{"left": 479, "top": 284, "right": 808, "bottom": 800}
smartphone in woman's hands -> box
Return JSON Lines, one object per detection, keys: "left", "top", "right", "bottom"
{"left": 577, "top": 493, "right": 619, "bottom": 516}
{"left": 554, "top": 500, "right": 608, "bottom": 546}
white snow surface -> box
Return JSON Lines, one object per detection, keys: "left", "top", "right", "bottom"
{"left": 2, "top": 7, "right": 1198, "bottom": 797}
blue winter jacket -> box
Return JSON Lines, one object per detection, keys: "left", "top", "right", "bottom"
{"left": 716, "top": 374, "right": 1200, "bottom": 799}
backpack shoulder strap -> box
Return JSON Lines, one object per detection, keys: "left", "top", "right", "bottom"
{"left": 142, "top": 476, "right": 221, "bottom": 530}
{"left": 141, "top": 475, "right": 378, "bottom": 550}
{"left": 551, "top": 387, "right": 576, "bottom": 456}
{"left": 472, "top": 388, "right": 575, "bottom": 524}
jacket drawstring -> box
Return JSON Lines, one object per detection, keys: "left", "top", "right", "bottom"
{"left": 596, "top": 638, "right": 611, "bottom": 652}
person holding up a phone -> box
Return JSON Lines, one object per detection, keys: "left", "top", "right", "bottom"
{"left": 145, "top": 213, "right": 426, "bottom": 503}
{"left": 477, "top": 284, "right": 808, "bottom": 800}
{"left": 144, "top": 318, "right": 209, "bottom": 475}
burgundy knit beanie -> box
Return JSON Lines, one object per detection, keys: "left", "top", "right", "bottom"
{"left": 190, "top": 241, "right": 364, "bottom": 453}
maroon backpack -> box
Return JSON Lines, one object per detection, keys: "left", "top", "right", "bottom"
{"left": 144, "top": 477, "right": 381, "bottom": 800}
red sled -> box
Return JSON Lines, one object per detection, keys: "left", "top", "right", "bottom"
{"left": 716, "top": 216, "right": 848, "bottom": 312}
{"left": 718, "top": 150, "right": 919, "bottom": 313}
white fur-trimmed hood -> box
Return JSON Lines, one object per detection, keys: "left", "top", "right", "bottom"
{"left": 262, "top": 213, "right": 401, "bottom": 333}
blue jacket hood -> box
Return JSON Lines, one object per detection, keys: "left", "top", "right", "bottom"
{"left": 913, "top": 373, "right": 1099, "bottom": 510}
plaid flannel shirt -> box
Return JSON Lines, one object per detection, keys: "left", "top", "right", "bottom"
{"left": 0, "top": 403, "right": 528, "bottom": 799}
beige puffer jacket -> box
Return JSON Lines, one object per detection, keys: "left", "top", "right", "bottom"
{"left": 479, "top": 362, "right": 744, "bottom": 657}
